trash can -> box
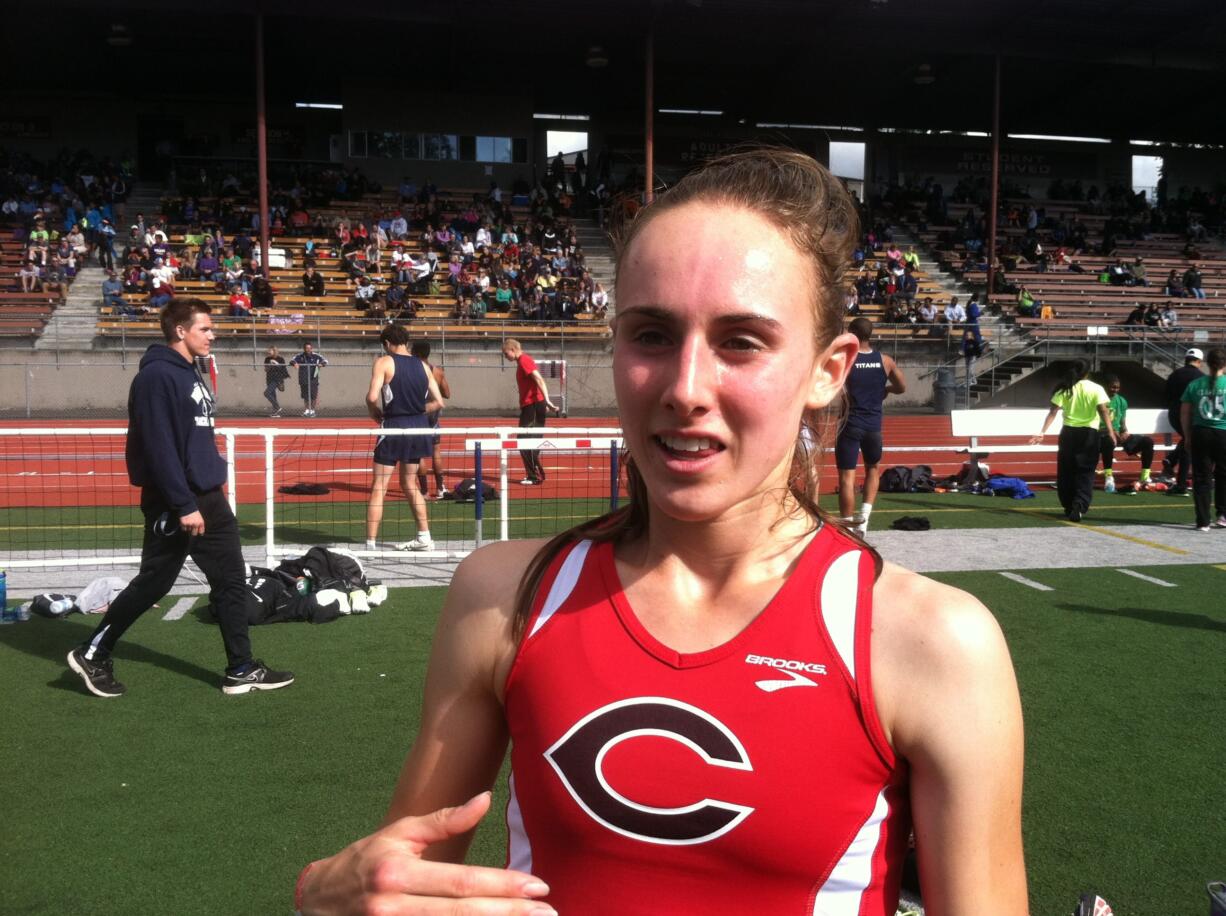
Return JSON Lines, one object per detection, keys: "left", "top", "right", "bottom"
{"left": 932, "top": 367, "right": 957, "bottom": 414}
{"left": 1209, "top": 881, "right": 1226, "bottom": 916}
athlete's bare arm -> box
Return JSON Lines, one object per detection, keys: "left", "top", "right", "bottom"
{"left": 530, "top": 369, "right": 558, "bottom": 412}
{"left": 423, "top": 364, "right": 445, "bottom": 415}
{"left": 1029, "top": 404, "right": 1061, "bottom": 444}
{"left": 434, "top": 365, "right": 452, "bottom": 400}
{"left": 297, "top": 540, "right": 554, "bottom": 914}
{"left": 871, "top": 564, "right": 1028, "bottom": 915}
{"left": 883, "top": 353, "right": 907, "bottom": 396}
{"left": 366, "top": 355, "right": 393, "bottom": 422}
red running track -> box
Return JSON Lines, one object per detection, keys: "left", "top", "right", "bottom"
{"left": 0, "top": 415, "right": 1057, "bottom": 509}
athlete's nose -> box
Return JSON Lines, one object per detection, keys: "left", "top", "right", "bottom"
{"left": 663, "top": 335, "right": 714, "bottom": 417}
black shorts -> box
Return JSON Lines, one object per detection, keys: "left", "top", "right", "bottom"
{"left": 373, "top": 417, "right": 432, "bottom": 467}
{"left": 835, "top": 425, "right": 883, "bottom": 470}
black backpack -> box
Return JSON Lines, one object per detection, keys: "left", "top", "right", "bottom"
{"left": 447, "top": 478, "right": 498, "bottom": 503}
{"left": 880, "top": 466, "right": 914, "bottom": 493}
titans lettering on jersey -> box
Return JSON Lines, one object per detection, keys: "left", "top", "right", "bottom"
{"left": 504, "top": 533, "right": 911, "bottom": 915}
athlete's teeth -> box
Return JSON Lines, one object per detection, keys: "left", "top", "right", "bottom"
{"left": 662, "top": 436, "right": 709, "bottom": 452}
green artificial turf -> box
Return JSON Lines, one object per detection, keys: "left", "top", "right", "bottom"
{"left": 929, "top": 564, "right": 1226, "bottom": 915}
{"left": 2, "top": 557, "right": 1222, "bottom": 914}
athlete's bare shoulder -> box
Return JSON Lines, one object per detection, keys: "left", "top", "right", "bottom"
{"left": 870, "top": 561, "right": 1014, "bottom": 749}
{"left": 440, "top": 538, "right": 552, "bottom": 690}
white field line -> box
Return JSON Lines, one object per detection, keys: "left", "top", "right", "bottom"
{"left": 1116, "top": 569, "right": 1177, "bottom": 587}
{"left": 998, "top": 571, "right": 1054, "bottom": 592}
{"left": 163, "top": 597, "right": 198, "bottom": 620}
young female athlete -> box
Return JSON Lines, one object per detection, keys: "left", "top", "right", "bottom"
{"left": 297, "top": 149, "right": 1028, "bottom": 915}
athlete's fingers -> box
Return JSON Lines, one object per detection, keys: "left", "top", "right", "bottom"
{"left": 367, "top": 857, "right": 550, "bottom": 902}
{"left": 382, "top": 792, "right": 492, "bottom": 850}
{"left": 364, "top": 894, "right": 556, "bottom": 916}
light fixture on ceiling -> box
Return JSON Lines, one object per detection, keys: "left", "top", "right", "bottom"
{"left": 106, "top": 24, "right": 133, "bottom": 47}
{"left": 586, "top": 45, "right": 609, "bottom": 68}
{"left": 913, "top": 63, "right": 936, "bottom": 85}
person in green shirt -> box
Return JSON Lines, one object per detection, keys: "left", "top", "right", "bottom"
{"left": 1098, "top": 375, "right": 1156, "bottom": 493}
{"left": 1031, "top": 359, "right": 1116, "bottom": 522}
{"left": 1179, "top": 347, "right": 1226, "bottom": 530}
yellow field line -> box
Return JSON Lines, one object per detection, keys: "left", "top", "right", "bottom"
{"left": 1057, "top": 520, "right": 1189, "bottom": 555}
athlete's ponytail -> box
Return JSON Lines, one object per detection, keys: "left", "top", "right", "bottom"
{"left": 1052, "top": 359, "right": 1089, "bottom": 398}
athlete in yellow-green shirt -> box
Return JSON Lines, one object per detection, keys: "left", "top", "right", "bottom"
{"left": 1031, "top": 360, "right": 1117, "bottom": 521}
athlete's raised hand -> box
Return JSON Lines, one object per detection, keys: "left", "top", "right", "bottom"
{"left": 296, "top": 792, "right": 555, "bottom": 915}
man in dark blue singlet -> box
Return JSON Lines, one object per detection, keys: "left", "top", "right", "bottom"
{"left": 837, "top": 317, "right": 907, "bottom": 535}
{"left": 364, "top": 324, "right": 444, "bottom": 551}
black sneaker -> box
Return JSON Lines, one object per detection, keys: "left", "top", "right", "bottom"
{"left": 1068, "top": 506, "right": 1083, "bottom": 522}
{"left": 221, "top": 660, "right": 295, "bottom": 695}
{"left": 67, "top": 647, "right": 126, "bottom": 698}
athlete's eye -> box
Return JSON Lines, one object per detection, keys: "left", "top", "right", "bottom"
{"left": 630, "top": 328, "right": 671, "bottom": 347}
{"left": 722, "top": 336, "right": 762, "bottom": 352}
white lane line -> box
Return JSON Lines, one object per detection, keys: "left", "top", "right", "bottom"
{"left": 998, "top": 572, "right": 1054, "bottom": 592}
{"left": 163, "top": 597, "right": 197, "bottom": 620}
{"left": 1117, "top": 569, "right": 1176, "bottom": 587}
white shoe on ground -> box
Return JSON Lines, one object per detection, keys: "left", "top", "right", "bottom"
{"left": 397, "top": 533, "right": 434, "bottom": 551}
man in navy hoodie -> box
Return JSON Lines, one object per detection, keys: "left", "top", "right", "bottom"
{"left": 67, "top": 298, "right": 294, "bottom": 697}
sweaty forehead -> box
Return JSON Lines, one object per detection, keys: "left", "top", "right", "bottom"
{"left": 619, "top": 203, "right": 814, "bottom": 308}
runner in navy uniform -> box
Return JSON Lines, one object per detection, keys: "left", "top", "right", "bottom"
{"left": 837, "top": 317, "right": 906, "bottom": 535}
{"left": 364, "top": 324, "right": 444, "bottom": 551}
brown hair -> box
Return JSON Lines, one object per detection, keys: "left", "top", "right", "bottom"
{"left": 159, "top": 297, "right": 211, "bottom": 342}
{"left": 379, "top": 323, "right": 411, "bottom": 347}
{"left": 1208, "top": 347, "right": 1226, "bottom": 374}
{"left": 512, "top": 147, "right": 876, "bottom": 639}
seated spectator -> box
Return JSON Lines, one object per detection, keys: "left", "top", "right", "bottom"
{"left": 492, "top": 277, "right": 516, "bottom": 312}
{"left": 1131, "top": 257, "right": 1148, "bottom": 286}
{"left": 101, "top": 269, "right": 124, "bottom": 310}
{"left": 1165, "top": 269, "right": 1185, "bottom": 297}
{"left": 1159, "top": 304, "right": 1179, "bottom": 329}
{"left": 1123, "top": 303, "right": 1147, "bottom": 326}
{"left": 251, "top": 276, "right": 275, "bottom": 312}
{"left": 384, "top": 281, "right": 407, "bottom": 315}
{"left": 354, "top": 276, "right": 378, "bottom": 311}
{"left": 945, "top": 296, "right": 967, "bottom": 327}
{"left": 1183, "top": 265, "right": 1205, "bottom": 299}
{"left": 454, "top": 295, "right": 472, "bottom": 324}
{"left": 1142, "top": 303, "right": 1162, "bottom": 327}
{"left": 229, "top": 285, "right": 252, "bottom": 317}
{"left": 19, "top": 260, "right": 42, "bottom": 292}
{"left": 342, "top": 239, "right": 368, "bottom": 280}
{"left": 389, "top": 212, "right": 408, "bottom": 241}
{"left": 303, "top": 264, "right": 325, "bottom": 297}
{"left": 844, "top": 288, "right": 860, "bottom": 317}
{"left": 591, "top": 281, "right": 609, "bottom": 317}
{"left": 917, "top": 297, "right": 938, "bottom": 329}
{"left": 1015, "top": 286, "right": 1039, "bottom": 318}
{"left": 149, "top": 276, "right": 172, "bottom": 309}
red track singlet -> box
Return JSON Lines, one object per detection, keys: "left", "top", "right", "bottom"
{"left": 503, "top": 524, "right": 911, "bottom": 915}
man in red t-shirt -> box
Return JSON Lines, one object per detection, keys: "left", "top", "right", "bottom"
{"left": 502, "top": 338, "right": 558, "bottom": 485}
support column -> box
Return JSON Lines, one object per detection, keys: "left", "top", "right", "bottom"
{"left": 985, "top": 52, "right": 1001, "bottom": 302}
{"left": 255, "top": 12, "right": 271, "bottom": 280}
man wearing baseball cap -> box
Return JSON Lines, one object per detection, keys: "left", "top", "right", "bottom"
{"left": 1163, "top": 348, "right": 1205, "bottom": 494}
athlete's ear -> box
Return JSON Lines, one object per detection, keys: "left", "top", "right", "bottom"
{"left": 806, "top": 331, "right": 860, "bottom": 410}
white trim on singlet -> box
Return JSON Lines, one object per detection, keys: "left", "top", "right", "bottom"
{"left": 810, "top": 788, "right": 890, "bottom": 916}
{"left": 820, "top": 550, "right": 861, "bottom": 684}
{"left": 528, "top": 539, "right": 593, "bottom": 639}
{"left": 505, "top": 772, "right": 532, "bottom": 873}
